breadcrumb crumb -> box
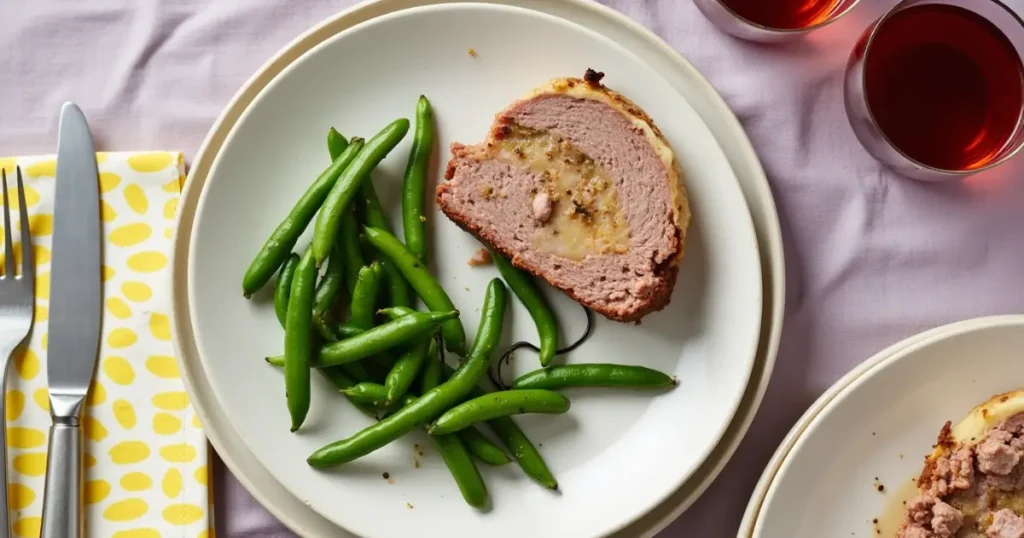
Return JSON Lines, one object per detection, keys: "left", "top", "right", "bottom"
{"left": 468, "top": 248, "right": 492, "bottom": 266}
{"left": 468, "top": 48, "right": 477, "bottom": 57}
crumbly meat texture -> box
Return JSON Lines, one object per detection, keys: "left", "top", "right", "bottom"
{"left": 437, "top": 70, "right": 690, "bottom": 322}
{"left": 899, "top": 413, "right": 1024, "bottom": 538}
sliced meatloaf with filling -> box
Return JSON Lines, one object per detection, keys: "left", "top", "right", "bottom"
{"left": 437, "top": 69, "right": 691, "bottom": 322}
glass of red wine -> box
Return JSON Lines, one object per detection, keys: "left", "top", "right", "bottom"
{"left": 845, "top": 0, "right": 1024, "bottom": 181}
{"left": 693, "top": 0, "right": 861, "bottom": 42}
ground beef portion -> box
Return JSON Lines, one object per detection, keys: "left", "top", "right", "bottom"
{"left": 898, "top": 496, "right": 964, "bottom": 538}
{"left": 978, "top": 430, "right": 1023, "bottom": 476}
{"left": 988, "top": 509, "right": 1024, "bottom": 538}
{"left": 924, "top": 447, "right": 976, "bottom": 497}
{"left": 932, "top": 501, "right": 965, "bottom": 536}
{"left": 900, "top": 412, "right": 1024, "bottom": 538}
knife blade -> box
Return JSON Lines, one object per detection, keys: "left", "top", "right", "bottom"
{"left": 39, "top": 102, "right": 102, "bottom": 538}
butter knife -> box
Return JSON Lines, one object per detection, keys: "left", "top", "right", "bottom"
{"left": 39, "top": 102, "right": 103, "bottom": 538}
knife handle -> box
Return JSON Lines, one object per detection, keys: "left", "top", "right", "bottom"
{"left": 39, "top": 421, "right": 82, "bottom": 538}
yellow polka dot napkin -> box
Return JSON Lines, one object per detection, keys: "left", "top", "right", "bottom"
{"left": 0, "top": 153, "right": 210, "bottom": 538}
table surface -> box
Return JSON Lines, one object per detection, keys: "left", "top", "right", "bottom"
{"left": 3, "top": 0, "right": 1024, "bottom": 536}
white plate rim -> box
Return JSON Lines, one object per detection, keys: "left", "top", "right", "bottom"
{"left": 747, "top": 314, "right": 1024, "bottom": 538}
{"left": 168, "top": 1, "right": 786, "bottom": 536}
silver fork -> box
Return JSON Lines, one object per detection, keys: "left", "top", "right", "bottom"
{"left": 0, "top": 166, "right": 36, "bottom": 537}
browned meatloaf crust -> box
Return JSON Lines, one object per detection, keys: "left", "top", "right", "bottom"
{"left": 437, "top": 69, "right": 690, "bottom": 322}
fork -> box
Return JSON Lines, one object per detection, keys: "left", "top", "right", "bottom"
{"left": 0, "top": 166, "right": 36, "bottom": 537}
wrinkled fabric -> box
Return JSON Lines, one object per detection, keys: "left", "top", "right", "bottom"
{"left": 3, "top": 1, "right": 1024, "bottom": 536}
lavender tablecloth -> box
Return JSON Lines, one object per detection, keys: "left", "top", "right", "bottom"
{"left": 4, "top": 0, "right": 1024, "bottom": 536}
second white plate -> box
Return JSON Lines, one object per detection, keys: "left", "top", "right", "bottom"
{"left": 752, "top": 315, "right": 1024, "bottom": 538}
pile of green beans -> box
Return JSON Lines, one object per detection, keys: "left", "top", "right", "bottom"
{"left": 245, "top": 100, "right": 678, "bottom": 511}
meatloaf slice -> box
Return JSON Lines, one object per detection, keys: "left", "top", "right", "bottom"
{"left": 437, "top": 69, "right": 691, "bottom": 322}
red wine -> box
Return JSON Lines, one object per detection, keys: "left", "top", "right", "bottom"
{"left": 864, "top": 4, "right": 1024, "bottom": 171}
{"left": 719, "top": 0, "right": 840, "bottom": 29}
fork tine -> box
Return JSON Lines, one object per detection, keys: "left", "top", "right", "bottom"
{"left": 16, "top": 167, "right": 32, "bottom": 282}
{"left": 1, "top": 170, "right": 13, "bottom": 278}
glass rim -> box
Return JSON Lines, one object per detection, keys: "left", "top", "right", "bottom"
{"left": 709, "top": 0, "right": 862, "bottom": 35}
{"left": 857, "top": 0, "right": 1024, "bottom": 176}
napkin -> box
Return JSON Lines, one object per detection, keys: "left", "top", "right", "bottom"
{"left": 0, "top": 153, "right": 210, "bottom": 538}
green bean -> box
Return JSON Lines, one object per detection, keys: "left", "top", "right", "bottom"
{"left": 458, "top": 426, "right": 511, "bottom": 466}
{"left": 487, "top": 414, "right": 557, "bottom": 489}
{"left": 313, "top": 119, "right": 410, "bottom": 265}
{"left": 317, "top": 310, "right": 459, "bottom": 367}
{"left": 340, "top": 363, "right": 374, "bottom": 384}
{"left": 307, "top": 279, "right": 506, "bottom": 467}
{"left": 349, "top": 262, "right": 393, "bottom": 373}
{"left": 364, "top": 227, "right": 467, "bottom": 356}
{"left": 383, "top": 335, "right": 431, "bottom": 405}
{"left": 269, "top": 264, "right": 373, "bottom": 385}
{"left": 402, "top": 96, "right": 434, "bottom": 264}
{"left": 358, "top": 180, "right": 412, "bottom": 308}
{"left": 340, "top": 382, "right": 388, "bottom": 405}
{"left": 334, "top": 323, "right": 363, "bottom": 340}
{"left": 327, "top": 127, "right": 348, "bottom": 159}
{"left": 378, "top": 306, "right": 415, "bottom": 320}
{"left": 514, "top": 364, "right": 677, "bottom": 390}
{"left": 242, "top": 139, "right": 364, "bottom": 296}
{"left": 327, "top": 128, "right": 367, "bottom": 299}
{"left": 273, "top": 253, "right": 299, "bottom": 328}
{"left": 432, "top": 426, "right": 489, "bottom": 508}
{"left": 395, "top": 395, "right": 488, "bottom": 509}
{"left": 434, "top": 360, "right": 557, "bottom": 488}
{"left": 429, "top": 390, "right": 570, "bottom": 435}
{"left": 312, "top": 244, "right": 346, "bottom": 339}
{"left": 425, "top": 342, "right": 511, "bottom": 467}
{"left": 284, "top": 247, "right": 316, "bottom": 432}
{"left": 265, "top": 356, "right": 376, "bottom": 416}
{"left": 419, "top": 340, "right": 443, "bottom": 394}
{"left": 490, "top": 250, "right": 558, "bottom": 367}
{"left": 350, "top": 262, "right": 383, "bottom": 330}
{"left": 320, "top": 323, "right": 386, "bottom": 382}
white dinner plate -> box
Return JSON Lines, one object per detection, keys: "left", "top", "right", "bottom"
{"left": 736, "top": 316, "right": 1006, "bottom": 537}
{"left": 752, "top": 315, "right": 1024, "bottom": 538}
{"left": 184, "top": 3, "right": 761, "bottom": 537}
{"left": 171, "top": 1, "right": 785, "bottom": 537}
